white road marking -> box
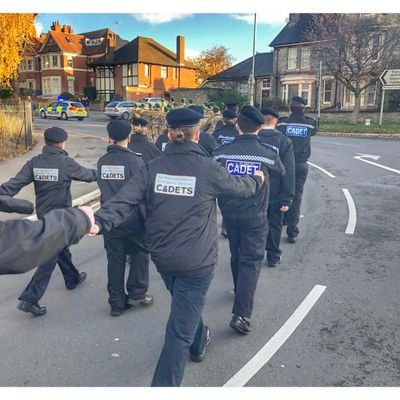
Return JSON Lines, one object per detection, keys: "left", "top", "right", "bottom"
{"left": 307, "top": 161, "right": 336, "bottom": 178}
{"left": 354, "top": 154, "right": 400, "bottom": 175}
{"left": 223, "top": 284, "right": 327, "bottom": 387}
{"left": 342, "top": 188, "right": 357, "bottom": 235}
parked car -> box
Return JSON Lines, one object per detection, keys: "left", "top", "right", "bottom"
{"left": 104, "top": 101, "right": 137, "bottom": 120}
{"left": 39, "top": 100, "right": 88, "bottom": 121}
{"left": 138, "top": 97, "right": 168, "bottom": 107}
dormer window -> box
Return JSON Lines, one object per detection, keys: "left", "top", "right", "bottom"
{"left": 85, "top": 38, "right": 104, "bottom": 46}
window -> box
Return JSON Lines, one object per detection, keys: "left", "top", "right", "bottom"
{"left": 67, "top": 78, "right": 74, "bottom": 94}
{"left": 371, "top": 34, "right": 380, "bottom": 61}
{"left": 282, "top": 82, "right": 312, "bottom": 106}
{"left": 52, "top": 55, "right": 58, "bottom": 67}
{"left": 287, "top": 47, "right": 297, "bottom": 70}
{"left": 122, "top": 64, "right": 138, "bottom": 86}
{"left": 42, "top": 55, "right": 50, "bottom": 69}
{"left": 161, "top": 66, "right": 168, "bottom": 78}
{"left": 27, "top": 59, "right": 34, "bottom": 71}
{"left": 67, "top": 56, "right": 73, "bottom": 68}
{"left": 173, "top": 67, "right": 178, "bottom": 80}
{"left": 144, "top": 64, "right": 149, "bottom": 77}
{"left": 19, "top": 61, "right": 26, "bottom": 72}
{"left": 262, "top": 78, "right": 271, "bottom": 97}
{"left": 367, "top": 83, "right": 377, "bottom": 105}
{"left": 344, "top": 86, "right": 355, "bottom": 107}
{"left": 85, "top": 38, "right": 104, "bottom": 46}
{"left": 323, "top": 80, "right": 333, "bottom": 104}
{"left": 42, "top": 77, "right": 61, "bottom": 95}
{"left": 301, "top": 83, "right": 311, "bottom": 105}
{"left": 300, "top": 48, "right": 310, "bottom": 70}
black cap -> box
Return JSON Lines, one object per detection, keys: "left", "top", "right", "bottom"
{"left": 107, "top": 120, "right": 131, "bottom": 141}
{"left": 239, "top": 105, "right": 265, "bottom": 125}
{"left": 225, "top": 98, "right": 239, "bottom": 106}
{"left": 131, "top": 117, "right": 149, "bottom": 127}
{"left": 260, "top": 107, "right": 280, "bottom": 119}
{"left": 291, "top": 96, "right": 307, "bottom": 106}
{"left": 44, "top": 127, "right": 68, "bottom": 144}
{"left": 166, "top": 107, "right": 203, "bottom": 128}
{"left": 223, "top": 109, "right": 238, "bottom": 119}
{"left": 188, "top": 104, "right": 205, "bottom": 117}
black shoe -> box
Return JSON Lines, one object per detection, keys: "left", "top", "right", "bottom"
{"left": 230, "top": 315, "right": 251, "bottom": 335}
{"left": 110, "top": 302, "right": 133, "bottom": 317}
{"left": 190, "top": 326, "right": 211, "bottom": 362}
{"left": 66, "top": 272, "right": 87, "bottom": 290}
{"left": 267, "top": 260, "right": 281, "bottom": 268}
{"left": 127, "top": 293, "right": 154, "bottom": 307}
{"left": 17, "top": 300, "right": 47, "bottom": 316}
{"left": 287, "top": 236, "right": 297, "bottom": 243}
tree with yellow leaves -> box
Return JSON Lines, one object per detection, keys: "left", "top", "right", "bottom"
{"left": 188, "top": 45, "right": 234, "bottom": 86}
{"left": 0, "top": 14, "right": 36, "bottom": 88}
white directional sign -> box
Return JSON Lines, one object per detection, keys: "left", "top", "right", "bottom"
{"left": 379, "top": 69, "right": 400, "bottom": 86}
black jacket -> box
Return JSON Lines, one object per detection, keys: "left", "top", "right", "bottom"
{"left": 95, "top": 140, "right": 262, "bottom": 277}
{"left": 97, "top": 144, "right": 145, "bottom": 236}
{"left": 128, "top": 134, "right": 162, "bottom": 163}
{"left": 0, "top": 146, "right": 97, "bottom": 218}
{"left": 0, "top": 207, "right": 91, "bottom": 274}
{"left": 212, "top": 124, "right": 239, "bottom": 145}
{"left": 258, "top": 128, "right": 295, "bottom": 207}
{"left": 276, "top": 112, "right": 317, "bottom": 163}
{"left": 198, "top": 131, "right": 218, "bottom": 156}
{"left": 213, "top": 134, "right": 285, "bottom": 219}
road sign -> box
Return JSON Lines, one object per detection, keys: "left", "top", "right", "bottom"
{"left": 379, "top": 69, "right": 400, "bottom": 86}
{"left": 382, "top": 85, "right": 400, "bottom": 90}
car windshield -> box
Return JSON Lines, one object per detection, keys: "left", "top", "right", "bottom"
{"left": 106, "top": 101, "right": 119, "bottom": 107}
{"left": 71, "top": 102, "right": 84, "bottom": 107}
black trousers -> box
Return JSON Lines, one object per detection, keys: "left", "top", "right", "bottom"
{"left": 224, "top": 216, "right": 267, "bottom": 319}
{"left": 285, "top": 161, "right": 308, "bottom": 238}
{"left": 266, "top": 203, "right": 284, "bottom": 264}
{"left": 103, "top": 232, "right": 149, "bottom": 310}
{"left": 19, "top": 247, "right": 80, "bottom": 304}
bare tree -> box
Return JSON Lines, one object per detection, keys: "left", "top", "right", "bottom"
{"left": 306, "top": 14, "right": 400, "bottom": 122}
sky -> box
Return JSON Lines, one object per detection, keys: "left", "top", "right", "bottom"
{"left": 35, "top": 13, "right": 287, "bottom": 64}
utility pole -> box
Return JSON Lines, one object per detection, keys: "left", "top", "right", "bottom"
{"left": 248, "top": 13, "right": 257, "bottom": 106}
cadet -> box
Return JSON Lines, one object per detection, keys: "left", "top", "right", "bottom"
{"left": 212, "top": 109, "right": 239, "bottom": 145}
{"left": 202, "top": 105, "right": 221, "bottom": 133}
{"left": 276, "top": 96, "right": 317, "bottom": 243}
{"left": 213, "top": 105, "right": 285, "bottom": 334}
{"left": 155, "top": 128, "right": 169, "bottom": 152}
{"left": 92, "top": 107, "right": 265, "bottom": 386}
{"left": 214, "top": 98, "right": 240, "bottom": 131}
{"left": 129, "top": 117, "right": 162, "bottom": 162}
{"left": 97, "top": 120, "right": 153, "bottom": 316}
{"left": 0, "top": 127, "right": 97, "bottom": 316}
{"left": 187, "top": 105, "right": 218, "bottom": 155}
{"left": 259, "top": 108, "right": 295, "bottom": 267}
{"left": 0, "top": 195, "right": 95, "bottom": 275}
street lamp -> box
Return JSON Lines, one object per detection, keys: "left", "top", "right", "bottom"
{"left": 248, "top": 13, "right": 257, "bottom": 106}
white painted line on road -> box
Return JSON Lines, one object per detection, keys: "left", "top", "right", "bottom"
{"left": 223, "top": 284, "right": 327, "bottom": 387}
{"left": 353, "top": 155, "right": 400, "bottom": 175}
{"left": 342, "top": 188, "right": 357, "bottom": 235}
{"left": 307, "top": 161, "right": 336, "bottom": 178}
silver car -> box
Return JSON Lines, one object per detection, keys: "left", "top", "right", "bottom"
{"left": 104, "top": 101, "right": 137, "bottom": 120}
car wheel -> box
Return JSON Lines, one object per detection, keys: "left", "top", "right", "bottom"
{"left": 61, "top": 112, "right": 68, "bottom": 120}
{"left": 122, "top": 111, "right": 129, "bottom": 120}
{"left": 40, "top": 111, "right": 47, "bottom": 119}
{"left": 77, "top": 117, "right": 84, "bottom": 121}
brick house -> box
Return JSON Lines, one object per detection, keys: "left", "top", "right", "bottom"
{"left": 201, "top": 52, "right": 273, "bottom": 107}
{"left": 17, "top": 21, "right": 127, "bottom": 97}
{"left": 270, "top": 13, "right": 400, "bottom": 111}
{"left": 90, "top": 35, "right": 197, "bottom": 101}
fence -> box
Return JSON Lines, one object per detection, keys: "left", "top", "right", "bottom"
{"left": 0, "top": 100, "right": 33, "bottom": 153}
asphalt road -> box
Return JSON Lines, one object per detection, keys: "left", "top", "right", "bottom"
{"left": 0, "top": 117, "right": 399, "bottom": 388}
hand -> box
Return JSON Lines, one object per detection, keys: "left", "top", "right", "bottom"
{"left": 254, "top": 170, "right": 265, "bottom": 184}
{"left": 78, "top": 206, "right": 95, "bottom": 231}
{"left": 280, "top": 205, "right": 289, "bottom": 212}
{"left": 88, "top": 224, "right": 100, "bottom": 237}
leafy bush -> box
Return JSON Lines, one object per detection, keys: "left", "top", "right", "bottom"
{"left": 207, "top": 90, "right": 247, "bottom": 108}
{"left": 19, "top": 87, "right": 34, "bottom": 97}
{"left": 0, "top": 88, "right": 13, "bottom": 99}
{"left": 59, "top": 91, "right": 74, "bottom": 100}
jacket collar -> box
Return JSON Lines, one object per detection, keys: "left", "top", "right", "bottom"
{"left": 42, "top": 145, "right": 68, "bottom": 156}
{"left": 130, "top": 134, "right": 149, "bottom": 142}
{"left": 106, "top": 144, "right": 136, "bottom": 154}
{"left": 164, "top": 140, "right": 209, "bottom": 157}
{"left": 233, "top": 134, "right": 262, "bottom": 144}
{"left": 258, "top": 128, "right": 281, "bottom": 138}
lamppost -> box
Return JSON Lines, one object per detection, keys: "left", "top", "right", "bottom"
{"left": 248, "top": 13, "right": 257, "bottom": 106}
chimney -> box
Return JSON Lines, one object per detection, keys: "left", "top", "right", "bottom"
{"left": 176, "top": 35, "right": 185, "bottom": 65}
{"left": 61, "top": 25, "right": 73, "bottom": 34}
{"left": 51, "top": 20, "right": 61, "bottom": 32}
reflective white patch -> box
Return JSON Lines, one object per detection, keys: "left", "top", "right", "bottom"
{"left": 154, "top": 173, "right": 196, "bottom": 197}
{"left": 226, "top": 160, "right": 261, "bottom": 176}
{"left": 33, "top": 168, "right": 59, "bottom": 181}
{"left": 101, "top": 165, "right": 125, "bottom": 180}
{"left": 161, "top": 142, "right": 168, "bottom": 151}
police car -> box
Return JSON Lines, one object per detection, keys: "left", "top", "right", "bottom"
{"left": 39, "top": 100, "right": 88, "bottom": 121}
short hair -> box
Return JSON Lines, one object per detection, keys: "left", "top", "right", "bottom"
{"left": 237, "top": 114, "right": 261, "bottom": 133}
{"left": 264, "top": 114, "right": 278, "bottom": 125}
